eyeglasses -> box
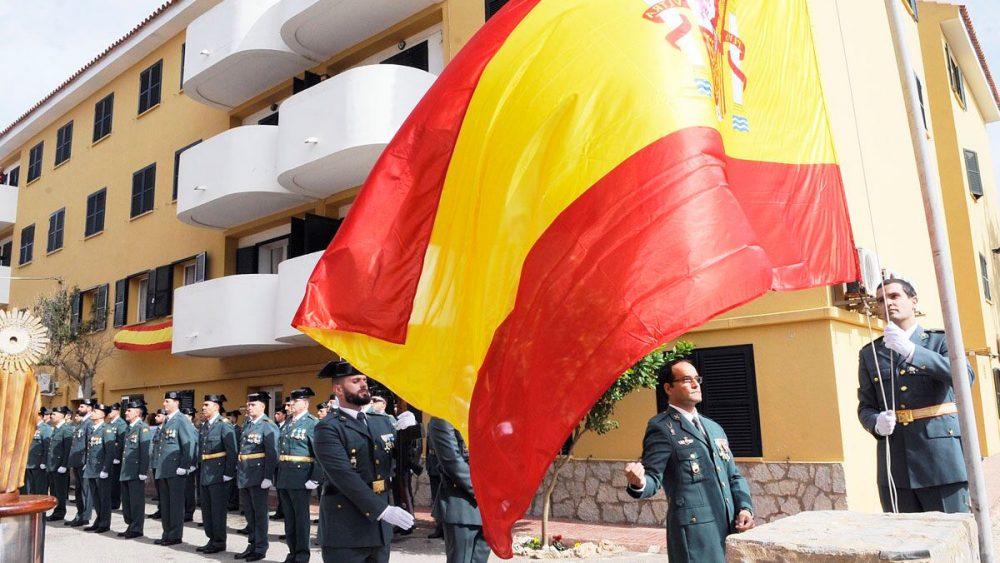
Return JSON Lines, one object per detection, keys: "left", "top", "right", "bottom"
{"left": 671, "top": 376, "right": 703, "bottom": 385}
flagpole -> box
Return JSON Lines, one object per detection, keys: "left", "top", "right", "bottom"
{"left": 883, "top": 1, "right": 994, "bottom": 560}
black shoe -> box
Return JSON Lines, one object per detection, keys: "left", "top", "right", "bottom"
{"left": 396, "top": 527, "right": 413, "bottom": 536}
{"left": 228, "top": 505, "right": 240, "bottom": 512}
{"left": 196, "top": 522, "right": 204, "bottom": 527}
{"left": 245, "top": 554, "right": 265, "bottom": 562}
{"left": 148, "top": 512, "right": 161, "bottom": 519}
{"left": 69, "top": 520, "right": 88, "bottom": 528}
{"left": 161, "top": 538, "right": 182, "bottom": 546}
{"left": 234, "top": 548, "right": 253, "bottom": 559}
{"left": 117, "top": 532, "right": 128, "bottom": 537}
{"left": 196, "top": 545, "right": 208, "bottom": 553}
{"left": 46, "top": 515, "right": 63, "bottom": 522}
{"left": 311, "top": 518, "right": 318, "bottom": 524}
{"left": 278, "top": 534, "right": 286, "bottom": 540}
{"left": 202, "top": 546, "right": 224, "bottom": 554}
{"left": 123, "top": 532, "right": 143, "bottom": 539}
{"left": 184, "top": 515, "right": 194, "bottom": 522}
{"left": 236, "top": 527, "right": 250, "bottom": 535}
{"left": 83, "top": 525, "right": 99, "bottom": 532}
{"left": 428, "top": 528, "right": 444, "bottom": 539}
{"left": 154, "top": 539, "right": 166, "bottom": 545}
{"left": 269, "top": 514, "right": 283, "bottom": 521}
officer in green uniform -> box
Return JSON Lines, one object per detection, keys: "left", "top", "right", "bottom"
{"left": 427, "top": 416, "right": 491, "bottom": 562}
{"left": 152, "top": 390, "right": 198, "bottom": 546}
{"left": 107, "top": 403, "right": 128, "bottom": 510}
{"left": 148, "top": 408, "right": 166, "bottom": 519}
{"left": 66, "top": 400, "right": 95, "bottom": 527}
{"left": 47, "top": 406, "right": 74, "bottom": 522}
{"left": 83, "top": 403, "right": 118, "bottom": 533}
{"left": 858, "top": 278, "right": 973, "bottom": 513}
{"left": 237, "top": 391, "right": 279, "bottom": 562}
{"left": 313, "top": 361, "right": 413, "bottom": 563}
{"left": 227, "top": 409, "right": 243, "bottom": 511}
{"left": 277, "top": 387, "right": 322, "bottom": 563}
{"left": 118, "top": 399, "right": 151, "bottom": 538}
{"left": 24, "top": 408, "right": 52, "bottom": 494}
{"left": 625, "top": 359, "right": 755, "bottom": 563}
{"left": 196, "top": 394, "right": 237, "bottom": 555}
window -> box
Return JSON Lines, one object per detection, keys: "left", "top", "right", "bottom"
{"left": 486, "top": 0, "right": 508, "bottom": 20}
{"left": 981, "top": 252, "right": 991, "bottom": 301}
{"left": 179, "top": 43, "right": 186, "bottom": 89}
{"left": 85, "top": 188, "right": 106, "bottom": 236}
{"left": 131, "top": 163, "right": 156, "bottom": 217}
{"left": 71, "top": 285, "right": 109, "bottom": 332}
{"left": 93, "top": 93, "right": 114, "bottom": 141}
{"left": 381, "top": 41, "right": 429, "bottom": 71}
{"left": 183, "top": 263, "right": 197, "bottom": 286}
{"left": 138, "top": 59, "right": 163, "bottom": 114}
{"left": 172, "top": 140, "right": 201, "bottom": 200}
{"left": 5, "top": 166, "right": 18, "bottom": 187}
{"left": 964, "top": 149, "right": 983, "bottom": 199}
{"left": 27, "top": 142, "right": 43, "bottom": 183}
{"left": 0, "top": 239, "right": 12, "bottom": 267}
{"left": 113, "top": 278, "right": 128, "bottom": 327}
{"left": 47, "top": 208, "right": 65, "bottom": 253}
{"left": 137, "top": 276, "right": 149, "bottom": 323}
{"left": 258, "top": 239, "right": 288, "bottom": 274}
{"left": 55, "top": 121, "right": 73, "bottom": 165}
{"left": 915, "top": 75, "right": 928, "bottom": 132}
{"left": 946, "top": 44, "right": 966, "bottom": 110}
{"left": 994, "top": 369, "right": 1000, "bottom": 416}
{"left": 18, "top": 224, "right": 34, "bottom": 265}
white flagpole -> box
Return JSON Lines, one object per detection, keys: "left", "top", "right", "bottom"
{"left": 883, "top": 1, "right": 994, "bottom": 560}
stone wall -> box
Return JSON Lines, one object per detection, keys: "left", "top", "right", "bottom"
{"left": 413, "top": 458, "right": 847, "bottom": 526}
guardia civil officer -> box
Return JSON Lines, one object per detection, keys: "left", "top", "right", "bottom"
{"left": 237, "top": 391, "right": 279, "bottom": 562}
{"left": 625, "top": 359, "right": 754, "bottom": 563}
{"left": 427, "top": 416, "right": 491, "bottom": 563}
{"left": 226, "top": 409, "right": 243, "bottom": 511}
{"left": 118, "top": 400, "right": 151, "bottom": 538}
{"left": 47, "top": 406, "right": 74, "bottom": 522}
{"left": 858, "top": 278, "right": 973, "bottom": 513}
{"left": 24, "top": 407, "right": 52, "bottom": 494}
{"left": 107, "top": 403, "right": 128, "bottom": 510}
{"left": 277, "top": 387, "right": 322, "bottom": 563}
{"left": 196, "top": 394, "right": 237, "bottom": 555}
{"left": 66, "top": 400, "right": 95, "bottom": 527}
{"left": 83, "top": 403, "right": 118, "bottom": 533}
{"left": 152, "top": 391, "right": 198, "bottom": 546}
{"left": 313, "top": 361, "right": 413, "bottom": 563}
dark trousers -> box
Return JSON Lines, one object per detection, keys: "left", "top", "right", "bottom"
{"left": 228, "top": 478, "right": 240, "bottom": 510}
{"left": 280, "top": 488, "right": 312, "bottom": 562}
{"left": 49, "top": 470, "right": 70, "bottom": 518}
{"left": 321, "top": 545, "right": 390, "bottom": 563}
{"left": 879, "top": 482, "right": 970, "bottom": 513}
{"left": 110, "top": 462, "right": 122, "bottom": 509}
{"left": 72, "top": 467, "right": 92, "bottom": 521}
{"left": 241, "top": 486, "right": 269, "bottom": 555}
{"left": 121, "top": 479, "right": 145, "bottom": 535}
{"left": 445, "top": 523, "right": 491, "bottom": 563}
{"left": 185, "top": 472, "right": 197, "bottom": 517}
{"left": 201, "top": 481, "right": 229, "bottom": 548}
{"left": 159, "top": 476, "right": 186, "bottom": 541}
{"left": 88, "top": 477, "right": 112, "bottom": 528}
{"left": 428, "top": 473, "right": 442, "bottom": 531}
{"left": 26, "top": 468, "right": 48, "bottom": 495}
{"left": 152, "top": 472, "right": 166, "bottom": 514}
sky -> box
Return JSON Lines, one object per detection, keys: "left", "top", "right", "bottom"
{"left": 0, "top": 0, "right": 999, "bottom": 174}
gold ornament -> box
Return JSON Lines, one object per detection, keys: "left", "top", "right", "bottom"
{"left": 0, "top": 309, "right": 49, "bottom": 374}
{"left": 0, "top": 309, "right": 49, "bottom": 494}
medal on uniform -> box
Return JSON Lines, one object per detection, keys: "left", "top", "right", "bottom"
{"left": 381, "top": 434, "right": 394, "bottom": 452}
{"left": 349, "top": 448, "right": 357, "bottom": 469}
{"left": 715, "top": 438, "right": 731, "bottom": 460}
{"left": 678, "top": 436, "right": 693, "bottom": 446}
{"left": 691, "top": 461, "right": 701, "bottom": 475}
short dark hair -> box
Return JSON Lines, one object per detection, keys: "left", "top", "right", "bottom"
{"left": 878, "top": 278, "right": 916, "bottom": 298}
{"left": 661, "top": 357, "right": 695, "bottom": 386}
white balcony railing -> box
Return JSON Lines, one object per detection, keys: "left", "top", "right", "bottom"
{"left": 177, "top": 125, "right": 313, "bottom": 229}
{"left": 276, "top": 64, "right": 436, "bottom": 198}
{"left": 0, "top": 186, "right": 18, "bottom": 230}
{"left": 273, "top": 250, "right": 323, "bottom": 344}
{"left": 172, "top": 275, "right": 292, "bottom": 357}
{"left": 279, "top": 0, "right": 442, "bottom": 61}
{"left": 183, "top": 0, "right": 314, "bottom": 109}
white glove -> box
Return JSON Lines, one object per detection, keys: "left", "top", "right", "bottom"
{"left": 875, "top": 411, "right": 896, "bottom": 436}
{"left": 261, "top": 478, "right": 273, "bottom": 489}
{"left": 304, "top": 480, "right": 319, "bottom": 490}
{"left": 139, "top": 474, "right": 147, "bottom": 482}
{"left": 394, "top": 411, "right": 417, "bottom": 431}
{"left": 223, "top": 475, "right": 233, "bottom": 482}
{"left": 189, "top": 466, "right": 196, "bottom": 473}
{"left": 40, "top": 464, "right": 46, "bottom": 470}
{"left": 176, "top": 468, "right": 187, "bottom": 476}
{"left": 113, "top": 459, "right": 120, "bottom": 465}
{"left": 57, "top": 467, "right": 67, "bottom": 474}
{"left": 883, "top": 323, "right": 915, "bottom": 359}
{"left": 99, "top": 471, "right": 109, "bottom": 479}
{"left": 378, "top": 506, "right": 414, "bottom": 529}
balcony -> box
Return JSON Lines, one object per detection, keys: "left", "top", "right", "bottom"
{"left": 279, "top": 0, "right": 442, "bottom": 61}
{"left": 276, "top": 64, "right": 436, "bottom": 198}
{"left": 0, "top": 266, "right": 9, "bottom": 305}
{"left": 177, "top": 126, "right": 313, "bottom": 229}
{"left": 172, "top": 275, "right": 292, "bottom": 357}
{"left": 273, "top": 251, "right": 323, "bottom": 344}
{"left": 183, "top": 0, "right": 314, "bottom": 109}
{"left": 0, "top": 186, "right": 17, "bottom": 230}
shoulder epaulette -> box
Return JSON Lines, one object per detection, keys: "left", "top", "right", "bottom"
{"left": 142, "top": 428, "right": 149, "bottom": 433}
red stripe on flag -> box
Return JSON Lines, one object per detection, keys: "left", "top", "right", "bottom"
{"left": 468, "top": 127, "right": 856, "bottom": 557}
{"left": 292, "top": 0, "right": 542, "bottom": 343}
{"left": 113, "top": 341, "right": 172, "bottom": 351}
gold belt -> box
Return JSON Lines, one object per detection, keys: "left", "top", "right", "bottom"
{"left": 372, "top": 479, "right": 386, "bottom": 494}
{"left": 202, "top": 452, "right": 226, "bottom": 461}
{"left": 279, "top": 455, "right": 314, "bottom": 463}
{"left": 239, "top": 453, "right": 266, "bottom": 462}
{"left": 896, "top": 402, "right": 958, "bottom": 425}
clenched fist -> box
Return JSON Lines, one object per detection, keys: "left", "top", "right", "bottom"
{"left": 624, "top": 462, "right": 646, "bottom": 489}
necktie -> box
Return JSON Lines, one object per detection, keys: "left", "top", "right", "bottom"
{"left": 356, "top": 411, "right": 367, "bottom": 426}
{"left": 692, "top": 415, "right": 708, "bottom": 439}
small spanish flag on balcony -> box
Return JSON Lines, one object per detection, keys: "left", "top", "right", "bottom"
{"left": 113, "top": 320, "right": 172, "bottom": 351}
{"left": 295, "top": 0, "right": 857, "bottom": 556}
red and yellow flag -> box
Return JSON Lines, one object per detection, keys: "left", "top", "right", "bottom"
{"left": 294, "top": 0, "right": 857, "bottom": 556}
{"left": 113, "top": 321, "right": 172, "bottom": 351}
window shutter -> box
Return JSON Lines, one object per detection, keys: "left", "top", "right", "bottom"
{"left": 94, "top": 284, "right": 109, "bottom": 331}
{"left": 304, "top": 213, "right": 342, "bottom": 254}
{"left": 694, "top": 345, "right": 763, "bottom": 457}
{"left": 70, "top": 292, "right": 82, "bottom": 333}
{"left": 289, "top": 217, "right": 305, "bottom": 259}
{"left": 486, "top": 0, "right": 509, "bottom": 20}
{"left": 381, "top": 41, "right": 429, "bottom": 71}
{"left": 236, "top": 246, "right": 258, "bottom": 274}
{"left": 149, "top": 265, "right": 173, "bottom": 319}
{"left": 113, "top": 278, "right": 128, "bottom": 327}
{"left": 965, "top": 149, "right": 983, "bottom": 199}
{"left": 194, "top": 252, "right": 207, "bottom": 282}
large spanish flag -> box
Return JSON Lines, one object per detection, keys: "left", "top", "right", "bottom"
{"left": 294, "top": 0, "right": 857, "bottom": 555}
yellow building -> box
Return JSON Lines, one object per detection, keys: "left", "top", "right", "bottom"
{"left": 0, "top": 0, "right": 997, "bottom": 527}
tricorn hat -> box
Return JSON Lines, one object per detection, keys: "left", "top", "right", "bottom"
{"left": 93, "top": 403, "right": 111, "bottom": 414}
{"left": 247, "top": 391, "right": 270, "bottom": 403}
{"left": 80, "top": 399, "right": 97, "bottom": 408}
{"left": 290, "top": 387, "right": 315, "bottom": 401}
{"left": 53, "top": 406, "right": 71, "bottom": 415}
{"left": 38, "top": 407, "right": 49, "bottom": 416}
{"left": 155, "top": 408, "right": 166, "bottom": 415}
{"left": 164, "top": 390, "right": 184, "bottom": 401}
{"left": 125, "top": 399, "right": 145, "bottom": 410}
{"left": 204, "top": 394, "right": 227, "bottom": 406}
{"left": 110, "top": 402, "right": 122, "bottom": 411}
{"left": 317, "top": 360, "right": 362, "bottom": 379}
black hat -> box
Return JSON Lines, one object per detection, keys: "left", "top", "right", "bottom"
{"left": 54, "top": 406, "right": 71, "bottom": 415}
{"left": 80, "top": 399, "right": 97, "bottom": 408}
{"left": 204, "top": 394, "right": 227, "bottom": 406}
{"left": 155, "top": 408, "right": 166, "bottom": 415}
{"left": 164, "top": 391, "right": 183, "bottom": 401}
{"left": 93, "top": 403, "right": 111, "bottom": 414}
{"left": 181, "top": 407, "right": 195, "bottom": 416}
{"left": 247, "top": 391, "right": 270, "bottom": 403}
{"left": 39, "top": 407, "right": 49, "bottom": 416}
{"left": 290, "top": 387, "right": 315, "bottom": 400}
{"left": 318, "top": 360, "right": 362, "bottom": 379}
{"left": 125, "top": 399, "right": 145, "bottom": 410}
{"left": 111, "top": 402, "right": 122, "bottom": 411}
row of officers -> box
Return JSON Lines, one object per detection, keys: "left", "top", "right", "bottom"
{"left": 25, "top": 360, "right": 492, "bottom": 563}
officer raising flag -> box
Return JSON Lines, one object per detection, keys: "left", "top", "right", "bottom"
{"left": 197, "top": 394, "right": 237, "bottom": 555}
{"left": 236, "top": 391, "right": 279, "bottom": 562}
{"left": 277, "top": 387, "right": 321, "bottom": 563}
{"left": 118, "top": 399, "right": 151, "bottom": 539}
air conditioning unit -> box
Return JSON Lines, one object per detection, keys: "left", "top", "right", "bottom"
{"left": 37, "top": 371, "right": 56, "bottom": 396}
{"left": 844, "top": 247, "right": 884, "bottom": 298}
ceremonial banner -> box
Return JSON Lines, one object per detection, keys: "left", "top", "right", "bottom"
{"left": 294, "top": 0, "right": 857, "bottom": 556}
{"left": 113, "top": 320, "right": 172, "bottom": 351}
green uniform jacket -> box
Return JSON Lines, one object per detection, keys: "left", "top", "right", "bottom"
{"left": 83, "top": 423, "right": 119, "bottom": 479}
{"left": 237, "top": 415, "right": 278, "bottom": 489}
{"left": 151, "top": 412, "right": 198, "bottom": 476}
{"left": 120, "top": 421, "right": 151, "bottom": 480}
{"left": 68, "top": 420, "right": 92, "bottom": 469}
{"left": 277, "top": 412, "right": 321, "bottom": 489}
{"left": 110, "top": 416, "right": 128, "bottom": 460}
{"left": 858, "top": 327, "right": 972, "bottom": 488}
{"left": 627, "top": 410, "right": 753, "bottom": 563}
{"left": 199, "top": 415, "right": 237, "bottom": 486}
{"left": 27, "top": 422, "right": 52, "bottom": 469}
{"left": 428, "top": 417, "right": 481, "bottom": 525}
{"left": 314, "top": 409, "right": 396, "bottom": 549}
{"left": 48, "top": 421, "right": 73, "bottom": 471}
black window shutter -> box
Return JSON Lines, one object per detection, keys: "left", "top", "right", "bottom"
{"left": 150, "top": 265, "right": 173, "bottom": 318}
{"left": 236, "top": 247, "right": 258, "bottom": 274}
{"left": 693, "top": 345, "right": 763, "bottom": 457}
{"left": 486, "top": 0, "right": 509, "bottom": 20}
{"left": 289, "top": 217, "right": 305, "bottom": 258}
{"left": 381, "top": 41, "right": 429, "bottom": 71}
{"left": 94, "top": 284, "right": 109, "bottom": 331}
{"left": 194, "top": 252, "right": 207, "bottom": 282}
{"left": 70, "top": 292, "right": 82, "bottom": 333}
{"left": 113, "top": 278, "right": 128, "bottom": 327}
{"left": 304, "top": 213, "right": 342, "bottom": 254}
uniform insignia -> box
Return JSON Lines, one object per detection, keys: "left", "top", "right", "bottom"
{"left": 678, "top": 437, "right": 693, "bottom": 446}
{"left": 715, "top": 438, "right": 732, "bottom": 460}
{"left": 670, "top": 413, "right": 681, "bottom": 421}
{"left": 381, "top": 433, "right": 395, "bottom": 452}
{"left": 142, "top": 428, "right": 149, "bottom": 432}
{"left": 691, "top": 461, "right": 701, "bottom": 475}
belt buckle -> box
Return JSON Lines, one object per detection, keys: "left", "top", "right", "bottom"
{"left": 896, "top": 409, "right": 914, "bottom": 425}
{"left": 372, "top": 479, "right": 386, "bottom": 494}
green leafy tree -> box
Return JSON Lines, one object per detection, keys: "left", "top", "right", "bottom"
{"left": 539, "top": 340, "right": 695, "bottom": 547}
